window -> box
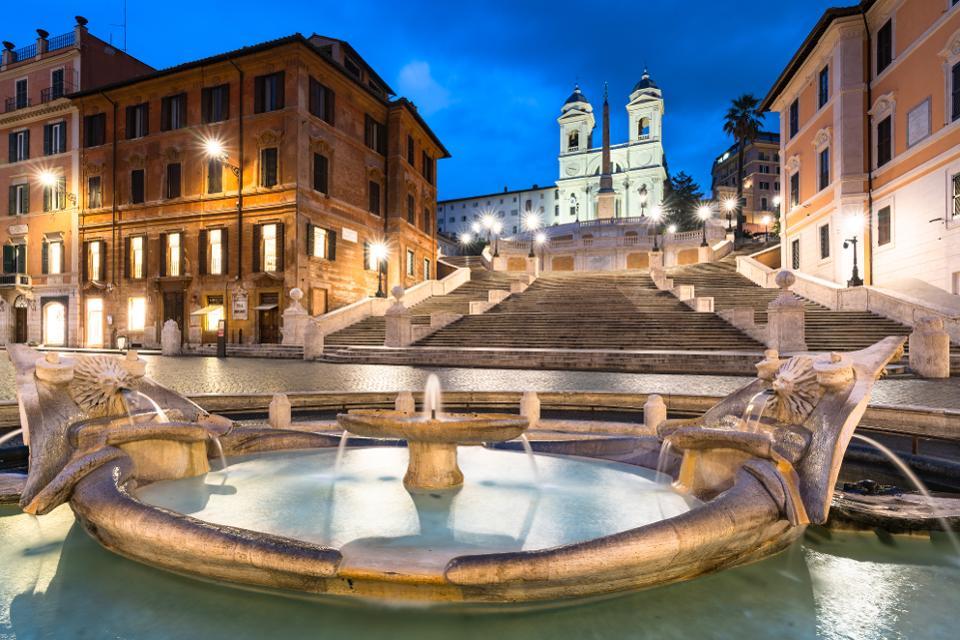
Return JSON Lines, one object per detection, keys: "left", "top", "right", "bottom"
{"left": 43, "top": 301, "right": 66, "bottom": 346}
{"left": 125, "top": 103, "right": 149, "bottom": 139}
{"left": 201, "top": 84, "right": 230, "bottom": 123}
{"left": 789, "top": 99, "right": 799, "bottom": 138}
{"left": 422, "top": 151, "right": 434, "bottom": 184}
{"left": 8, "top": 183, "right": 29, "bottom": 215}
{"left": 818, "top": 65, "right": 829, "bottom": 108}
{"left": 406, "top": 249, "right": 415, "bottom": 276}
{"left": 84, "top": 113, "right": 106, "bottom": 147}
{"left": 43, "top": 176, "right": 66, "bottom": 211}
{"left": 364, "top": 115, "right": 386, "bottom": 154}
{"left": 952, "top": 62, "right": 960, "bottom": 122}
{"left": 260, "top": 148, "right": 278, "bottom": 187}
{"left": 160, "top": 93, "right": 187, "bottom": 131}
{"left": 423, "top": 258, "right": 430, "bottom": 280}
{"left": 86, "top": 176, "right": 102, "bottom": 209}
{"left": 85, "top": 298, "right": 104, "bottom": 347}
{"left": 43, "top": 239, "right": 63, "bottom": 274}
{"left": 164, "top": 232, "right": 182, "bottom": 277}
{"left": 8, "top": 130, "right": 29, "bottom": 162}
{"left": 204, "top": 296, "right": 224, "bottom": 333}
{"left": 876, "top": 115, "right": 892, "bottom": 167}
{"left": 131, "top": 169, "right": 145, "bottom": 204}
{"left": 254, "top": 72, "right": 285, "bottom": 113}
{"left": 818, "top": 148, "right": 830, "bottom": 191}
{"left": 2, "top": 243, "right": 26, "bottom": 274}
{"left": 207, "top": 228, "right": 226, "bottom": 275}
{"left": 43, "top": 121, "right": 66, "bottom": 155}
{"left": 15, "top": 79, "right": 28, "bottom": 109}
{"left": 307, "top": 224, "right": 334, "bottom": 260}
{"left": 127, "top": 297, "right": 146, "bottom": 332}
{"left": 639, "top": 118, "right": 651, "bottom": 138}
{"left": 308, "top": 78, "right": 335, "bottom": 123}
{"left": 313, "top": 153, "right": 328, "bottom": 194}
{"left": 877, "top": 206, "right": 892, "bottom": 246}
{"left": 877, "top": 19, "right": 893, "bottom": 75}
{"left": 791, "top": 238, "right": 800, "bottom": 270}
{"left": 407, "top": 194, "right": 416, "bottom": 224}
{"left": 207, "top": 158, "right": 223, "bottom": 194}
{"left": 166, "top": 163, "right": 181, "bottom": 199}
{"left": 953, "top": 173, "right": 960, "bottom": 219}
{"left": 86, "top": 240, "right": 104, "bottom": 282}
{"left": 368, "top": 180, "right": 381, "bottom": 215}
{"left": 759, "top": 165, "right": 771, "bottom": 174}
{"left": 407, "top": 135, "right": 415, "bottom": 165}
{"left": 126, "top": 235, "right": 145, "bottom": 279}
{"left": 568, "top": 131, "right": 579, "bottom": 151}
{"left": 790, "top": 171, "right": 800, "bottom": 207}
{"left": 259, "top": 223, "right": 279, "bottom": 272}
{"left": 363, "top": 241, "right": 378, "bottom": 271}
{"left": 819, "top": 225, "right": 830, "bottom": 260}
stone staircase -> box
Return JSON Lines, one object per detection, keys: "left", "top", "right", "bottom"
{"left": 413, "top": 271, "right": 765, "bottom": 352}
{"left": 665, "top": 259, "right": 952, "bottom": 355}
{"left": 323, "top": 266, "right": 516, "bottom": 347}
{"left": 185, "top": 343, "right": 304, "bottom": 359}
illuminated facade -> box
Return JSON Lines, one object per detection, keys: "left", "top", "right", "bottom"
{"left": 711, "top": 132, "right": 781, "bottom": 234}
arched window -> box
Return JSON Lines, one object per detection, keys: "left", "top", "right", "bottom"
{"left": 639, "top": 117, "right": 651, "bottom": 138}
{"left": 568, "top": 131, "right": 579, "bottom": 151}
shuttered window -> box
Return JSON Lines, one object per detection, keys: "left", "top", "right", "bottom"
{"left": 8, "top": 184, "right": 29, "bottom": 215}
{"left": 313, "top": 153, "right": 328, "bottom": 193}
{"left": 87, "top": 176, "right": 102, "bottom": 208}
{"left": 952, "top": 62, "right": 960, "bottom": 122}
{"left": 818, "top": 148, "right": 830, "bottom": 191}
{"left": 160, "top": 93, "right": 187, "bottom": 131}
{"left": 84, "top": 113, "right": 106, "bottom": 147}
{"left": 877, "top": 206, "right": 892, "bottom": 246}
{"left": 8, "top": 130, "right": 29, "bottom": 162}
{"left": 254, "top": 72, "right": 284, "bottom": 113}
{"left": 876, "top": 116, "right": 892, "bottom": 167}
{"left": 364, "top": 115, "right": 386, "bottom": 154}
{"left": 43, "top": 121, "right": 66, "bottom": 155}
{"left": 207, "top": 158, "right": 223, "bottom": 194}
{"left": 308, "top": 78, "right": 335, "bottom": 124}
{"left": 166, "top": 163, "right": 182, "bottom": 199}
{"left": 131, "top": 169, "right": 145, "bottom": 204}
{"left": 819, "top": 224, "right": 830, "bottom": 260}
{"left": 125, "top": 103, "right": 149, "bottom": 139}
{"left": 368, "top": 180, "right": 381, "bottom": 215}
{"left": 260, "top": 148, "right": 278, "bottom": 187}
{"left": 877, "top": 20, "right": 893, "bottom": 74}
{"left": 201, "top": 84, "right": 230, "bottom": 123}
{"left": 306, "top": 224, "right": 335, "bottom": 260}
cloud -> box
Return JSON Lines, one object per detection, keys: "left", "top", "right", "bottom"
{"left": 396, "top": 61, "right": 452, "bottom": 115}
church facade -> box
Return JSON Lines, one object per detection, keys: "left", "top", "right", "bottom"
{"left": 437, "top": 71, "right": 668, "bottom": 238}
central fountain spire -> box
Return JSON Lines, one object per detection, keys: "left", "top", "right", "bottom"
{"left": 596, "top": 81, "right": 616, "bottom": 220}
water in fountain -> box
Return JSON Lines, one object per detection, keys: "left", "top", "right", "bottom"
{"left": 656, "top": 439, "right": 674, "bottom": 484}
{"left": 125, "top": 389, "right": 170, "bottom": 423}
{"left": 208, "top": 435, "right": 229, "bottom": 472}
{"left": 741, "top": 389, "right": 774, "bottom": 433}
{"left": 0, "top": 428, "right": 23, "bottom": 448}
{"left": 423, "top": 373, "right": 442, "bottom": 420}
{"left": 518, "top": 434, "right": 540, "bottom": 484}
{"left": 333, "top": 430, "right": 351, "bottom": 477}
{"left": 852, "top": 433, "right": 960, "bottom": 562}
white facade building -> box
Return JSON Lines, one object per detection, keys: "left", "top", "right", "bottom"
{"left": 438, "top": 71, "right": 668, "bottom": 240}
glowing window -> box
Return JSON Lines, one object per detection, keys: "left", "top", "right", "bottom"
{"left": 209, "top": 229, "right": 223, "bottom": 275}
{"left": 86, "top": 298, "right": 104, "bottom": 347}
{"left": 167, "top": 233, "right": 181, "bottom": 277}
{"left": 89, "top": 242, "right": 101, "bottom": 281}
{"left": 262, "top": 224, "right": 278, "bottom": 272}
{"left": 131, "top": 236, "right": 144, "bottom": 278}
{"left": 128, "top": 297, "right": 146, "bottom": 332}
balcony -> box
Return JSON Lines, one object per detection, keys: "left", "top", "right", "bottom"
{"left": 3, "top": 97, "right": 31, "bottom": 113}
{"left": 0, "top": 273, "right": 31, "bottom": 287}
{"left": 40, "top": 80, "right": 74, "bottom": 103}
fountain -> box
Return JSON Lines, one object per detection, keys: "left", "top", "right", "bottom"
{"left": 1, "top": 336, "right": 922, "bottom": 606}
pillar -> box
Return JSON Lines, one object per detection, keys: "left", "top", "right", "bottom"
{"left": 520, "top": 391, "right": 540, "bottom": 428}
{"left": 644, "top": 394, "right": 666, "bottom": 433}
{"left": 161, "top": 319, "right": 181, "bottom": 356}
{"left": 766, "top": 271, "right": 807, "bottom": 353}
{"left": 303, "top": 321, "right": 324, "bottom": 361}
{"left": 281, "top": 288, "right": 308, "bottom": 346}
{"left": 268, "top": 393, "right": 291, "bottom": 430}
{"left": 909, "top": 317, "right": 950, "bottom": 378}
{"left": 384, "top": 285, "right": 412, "bottom": 347}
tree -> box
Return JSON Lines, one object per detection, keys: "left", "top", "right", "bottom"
{"left": 662, "top": 171, "right": 703, "bottom": 231}
{"left": 722, "top": 93, "right": 763, "bottom": 239}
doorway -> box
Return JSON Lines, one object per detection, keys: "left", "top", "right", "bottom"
{"left": 13, "top": 296, "right": 27, "bottom": 343}
{"left": 311, "top": 288, "right": 328, "bottom": 316}
{"left": 162, "top": 292, "right": 184, "bottom": 343}
{"left": 201, "top": 295, "right": 224, "bottom": 344}
{"left": 85, "top": 297, "right": 104, "bottom": 347}
{"left": 42, "top": 298, "right": 67, "bottom": 346}
{"left": 257, "top": 292, "right": 279, "bottom": 344}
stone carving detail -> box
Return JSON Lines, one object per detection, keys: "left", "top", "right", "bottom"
{"left": 938, "top": 30, "right": 960, "bottom": 59}
{"left": 126, "top": 153, "right": 146, "bottom": 169}
{"left": 769, "top": 356, "right": 821, "bottom": 424}
{"left": 869, "top": 92, "right": 895, "bottom": 116}
{"left": 813, "top": 127, "right": 831, "bottom": 149}
{"left": 256, "top": 129, "right": 282, "bottom": 146}
{"left": 70, "top": 355, "right": 134, "bottom": 417}
{"left": 786, "top": 155, "right": 801, "bottom": 174}
{"left": 162, "top": 146, "right": 182, "bottom": 162}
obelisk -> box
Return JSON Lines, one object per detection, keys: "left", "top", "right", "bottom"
{"left": 596, "top": 82, "right": 616, "bottom": 220}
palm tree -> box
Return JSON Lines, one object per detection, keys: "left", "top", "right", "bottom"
{"left": 723, "top": 94, "right": 763, "bottom": 240}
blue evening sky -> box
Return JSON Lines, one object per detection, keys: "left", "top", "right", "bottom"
{"left": 11, "top": 1, "right": 841, "bottom": 199}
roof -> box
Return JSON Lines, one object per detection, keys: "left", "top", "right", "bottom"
{"left": 632, "top": 69, "right": 658, "bottom": 93}
{"left": 563, "top": 84, "right": 589, "bottom": 105}
{"left": 439, "top": 184, "right": 554, "bottom": 205}
{"left": 760, "top": 1, "right": 875, "bottom": 111}
{"left": 391, "top": 98, "right": 450, "bottom": 159}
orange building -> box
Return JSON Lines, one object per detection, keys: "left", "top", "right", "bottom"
{"left": 711, "top": 131, "right": 781, "bottom": 234}
{"left": 70, "top": 34, "right": 446, "bottom": 349}
{"left": 763, "top": 0, "right": 960, "bottom": 298}
{"left": 0, "top": 17, "right": 152, "bottom": 346}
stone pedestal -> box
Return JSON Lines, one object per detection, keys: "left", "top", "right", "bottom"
{"left": 644, "top": 394, "right": 666, "bottom": 433}
{"left": 269, "top": 393, "right": 291, "bottom": 430}
{"left": 303, "top": 321, "right": 324, "bottom": 361}
{"left": 384, "top": 286, "right": 412, "bottom": 347}
{"left": 161, "top": 320, "right": 181, "bottom": 356}
{"left": 281, "top": 288, "right": 309, "bottom": 346}
{"left": 648, "top": 251, "right": 663, "bottom": 270}
{"left": 525, "top": 256, "right": 540, "bottom": 278}
{"left": 697, "top": 245, "right": 712, "bottom": 264}
{"left": 395, "top": 391, "right": 415, "bottom": 415}
{"left": 766, "top": 271, "right": 807, "bottom": 353}
{"left": 520, "top": 391, "right": 540, "bottom": 428}
{"left": 909, "top": 317, "right": 950, "bottom": 378}
{"left": 491, "top": 255, "right": 507, "bottom": 271}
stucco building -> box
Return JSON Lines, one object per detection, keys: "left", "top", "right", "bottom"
{"left": 0, "top": 17, "right": 152, "bottom": 347}
{"left": 763, "top": 0, "right": 960, "bottom": 299}
{"left": 70, "top": 33, "right": 446, "bottom": 349}
{"left": 711, "top": 131, "right": 781, "bottom": 234}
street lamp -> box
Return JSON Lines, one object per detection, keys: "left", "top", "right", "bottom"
{"left": 202, "top": 137, "right": 243, "bottom": 279}
{"left": 202, "top": 137, "right": 240, "bottom": 177}
{"left": 535, "top": 231, "right": 547, "bottom": 270}
{"left": 481, "top": 213, "right": 496, "bottom": 250}
{"left": 761, "top": 214, "right": 771, "bottom": 243}
{"left": 492, "top": 221, "right": 503, "bottom": 257}
{"left": 569, "top": 194, "right": 580, "bottom": 223}
{"left": 370, "top": 241, "right": 389, "bottom": 297}
{"left": 667, "top": 224, "right": 678, "bottom": 234}
{"left": 524, "top": 211, "right": 542, "bottom": 257}
{"left": 638, "top": 184, "right": 648, "bottom": 219}
{"left": 843, "top": 214, "right": 864, "bottom": 287}
{"left": 723, "top": 197, "right": 737, "bottom": 232}
{"left": 697, "top": 204, "right": 713, "bottom": 247}
{"left": 649, "top": 204, "right": 663, "bottom": 251}
{"left": 37, "top": 169, "right": 76, "bottom": 207}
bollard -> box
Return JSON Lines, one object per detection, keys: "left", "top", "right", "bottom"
{"left": 395, "top": 391, "right": 415, "bottom": 415}
{"left": 268, "top": 393, "right": 292, "bottom": 430}
{"left": 520, "top": 391, "right": 541, "bottom": 428}
{"left": 644, "top": 394, "right": 667, "bottom": 433}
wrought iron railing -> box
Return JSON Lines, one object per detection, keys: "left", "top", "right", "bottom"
{"left": 41, "top": 80, "right": 74, "bottom": 103}
{"left": 11, "top": 43, "right": 36, "bottom": 61}
{"left": 0, "top": 273, "right": 31, "bottom": 287}
{"left": 3, "top": 97, "right": 31, "bottom": 113}
{"left": 47, "top": 32, "right": 75, "bottom": 52}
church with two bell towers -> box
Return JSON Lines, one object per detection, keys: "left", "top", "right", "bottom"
{"left": 435, "top": 70, "right": 669, "bottom": 238}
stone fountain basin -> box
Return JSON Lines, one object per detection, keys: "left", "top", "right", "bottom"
{"left": 337, "top": 410, "right": 528, "bottom": 444}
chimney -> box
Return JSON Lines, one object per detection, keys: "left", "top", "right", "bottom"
{"left": 1, "top": 42, "right": 14, "bottom": 68}
{"left": 36, "top": 29, "right": 49, "bottom": 56}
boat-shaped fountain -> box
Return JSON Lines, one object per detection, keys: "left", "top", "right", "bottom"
{"left": 5, "top": 336, "right": 906, "bottom": 606}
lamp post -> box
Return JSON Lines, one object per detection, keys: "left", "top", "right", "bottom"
{"left": 459, "top": 232, "right": 473, "bottom": 256}
{"left": 638, "top": 184, "right": 648, "bottom": 219}
{"left": 370, "top": 241, "right": 389, "bottom": 297}
{"left": 525, "top": 211, "right": 542, "bottom": 257}
{"left": 569, "top": 194, "right": 580, "bottom": 223}
{"left": 535, "top": 231, "right": 547, "bottom": 270}
{"left": 649, "top": 204, "right": 663, "bottom": 251}
{"left": 492, "top": 221, "right": 502, "bottom": 257}
{"left": 38, "top": 170, "right": 77, "bottom": 208}
{"left": 843, "top": 235, "right": 864, "bottom": 287}
{"left": 697, "top": 204, "right": 713, "bottom": 247}
{"left": 761, "top": 215, "right": 771, "bottom": 243}
{"left": 203, "top": 137, "right": 243, "bottom": 279}
{"left": 723, "top": 197, "right": 737, "bottom": 233}
{"left": 480, "top": 214, "right": 496, "bottom": 255}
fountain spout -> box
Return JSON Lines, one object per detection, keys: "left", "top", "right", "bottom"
{"left": 423, "top": 374, "right": 442, "bottom": 421}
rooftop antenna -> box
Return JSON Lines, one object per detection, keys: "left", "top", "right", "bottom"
{"left": 109, "top": 0, "right": 128, "bottom": 51}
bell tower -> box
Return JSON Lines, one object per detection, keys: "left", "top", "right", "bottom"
{"left": 626, "top": 68, "right": 663, "bottom": 143}
{"left": 557, "top": 84, "right": 594, "bottom": 156}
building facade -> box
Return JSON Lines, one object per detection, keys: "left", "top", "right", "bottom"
{"left": 438, "top": 71, "right": 668, "bottom": 239}
{"left": 763, "top": 0, "right": 960, "bottom": 297}
{"left": 711, "top": 131, "right": 781, "bottom": 234}
{"left": 70, "top": 33, "right": 446, "bottom": 349}
{"left": 0, "top": 17, "right": 152, "bottom": 347}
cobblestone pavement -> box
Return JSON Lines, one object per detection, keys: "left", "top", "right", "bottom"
{"left": 1, "top": 354, "right": 958, "bottom": 410}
